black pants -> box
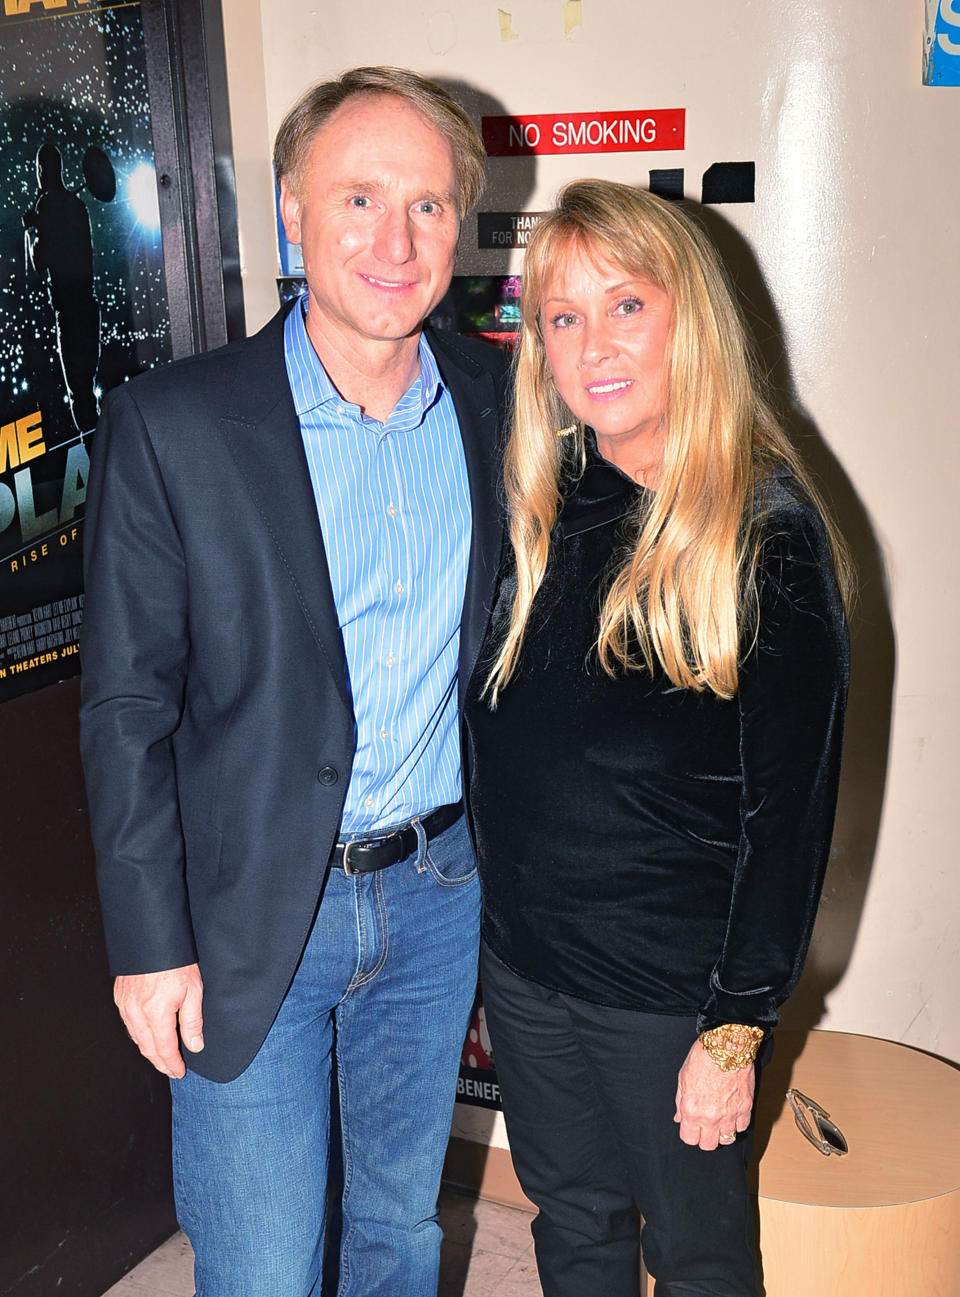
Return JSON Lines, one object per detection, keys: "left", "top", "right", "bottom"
{"left": 480, "top": 944, "right": 761, "bottom": 1297}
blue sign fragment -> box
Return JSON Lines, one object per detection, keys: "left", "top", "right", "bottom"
{"left": 925, "top": 0, "right": 960, "bottom": 85}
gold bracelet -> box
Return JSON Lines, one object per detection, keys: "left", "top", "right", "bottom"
{"left": 699, "top": 1023, "right": 765, "bottom": 1071}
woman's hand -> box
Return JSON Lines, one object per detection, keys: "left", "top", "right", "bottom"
{"left": 674, "top": 1039, "right": 755, "bottom": 1150}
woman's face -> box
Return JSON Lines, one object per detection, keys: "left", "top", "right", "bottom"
{"left": 540, "top": 241, "right": 672, "bottom": 476}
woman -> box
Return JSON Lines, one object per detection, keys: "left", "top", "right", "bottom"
{"left": 464, "top": 180, "right": 850, "bottom": 1296}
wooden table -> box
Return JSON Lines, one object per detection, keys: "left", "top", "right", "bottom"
{"left": 644, "top": 1029, "right": 960, "bottom": 1296}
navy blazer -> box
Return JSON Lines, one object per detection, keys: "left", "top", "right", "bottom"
{"left": 79, "top": 307, "right": 507, "bottom": 1081}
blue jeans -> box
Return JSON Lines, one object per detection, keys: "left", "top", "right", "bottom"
{"left": 171, "top": 814, "right": 480, "bottom": 1297}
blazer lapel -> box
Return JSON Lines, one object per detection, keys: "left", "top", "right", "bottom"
{"left": 427, "top": 329, "right": 505, "bottom": 709}
{"left": 216, "top": 310, "right": 351, "bottom": 709}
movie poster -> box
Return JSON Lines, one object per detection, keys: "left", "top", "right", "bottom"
{"left": 0, "top": 0, "right": 172, "bottom": 703}
{"left": 458, "top": 997, "right": 502, "bottom": 1111}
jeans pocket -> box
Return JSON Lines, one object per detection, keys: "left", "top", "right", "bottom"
{"left": 423, "top": 814, "right": 478, "bottom": 887}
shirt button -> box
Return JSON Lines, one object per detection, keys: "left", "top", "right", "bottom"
{"left": 336, "top": 404, "right": 346, "bottom": 415}
{"left": 317, "top": 765, "right": 338, "bottom": 785}
{"left": 388, "top": 505, "right": 398, "bottom": 517}
{"left": 379, "top": 727, "right": 388, "bottom": 740}
{"left": 385, "top": 654, "right": 396, "bottom": 667}
{"left": 395, "top": 582, "right": 404, "bottom": 595}
{"left": 364, "top": 795, "right": 374, "bottom": 808}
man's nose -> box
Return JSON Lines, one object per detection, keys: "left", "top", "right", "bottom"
{"left": 373, "top": 209, "right": 416, "bottom": 264}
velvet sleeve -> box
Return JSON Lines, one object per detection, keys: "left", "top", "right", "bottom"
{"left": 696, "top": 503, "right": 849, "bottom": 1034}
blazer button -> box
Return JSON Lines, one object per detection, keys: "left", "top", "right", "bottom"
{"left": 317, "top": 765, "right": 339, "bottom": 785}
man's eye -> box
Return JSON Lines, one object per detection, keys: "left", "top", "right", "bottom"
{"left": 417, "top": 201, "right": 438, "bottom": 215}
{"left": 349, "top": 196, "right": 371, "bottom": 209}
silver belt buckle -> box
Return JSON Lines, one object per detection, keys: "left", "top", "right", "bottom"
{"left": 341, "top": 840, "right": 362, "bottom": 877}
{"left": 341, "top": 830, "right": 397, "bottom": 876}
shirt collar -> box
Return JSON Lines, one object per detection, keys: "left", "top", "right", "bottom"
{"left": 284, "top": 289, "right": 444, "bottom": 421}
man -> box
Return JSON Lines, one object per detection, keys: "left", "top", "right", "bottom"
{"left": 23, "top": 142, "right": 101, "bottom": 432}
{"left": 79, "top": 67, "right": 506, "bottom": 1297}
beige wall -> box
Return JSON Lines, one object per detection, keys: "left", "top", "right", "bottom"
{"left": 219, "top": 0, "right": 960, "bottom": 1090}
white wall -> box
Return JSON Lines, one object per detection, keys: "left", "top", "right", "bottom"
{"left": 219, "top": 0, "right": 960, "bottom": 1089}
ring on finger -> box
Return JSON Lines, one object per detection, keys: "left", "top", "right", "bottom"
{"left": 719, "top": 1132, "right": 736, "bottom": 1142}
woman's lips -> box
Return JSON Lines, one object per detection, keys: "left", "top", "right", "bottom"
{"left": 584, "top": 379, "right": 634, "bottom": 400}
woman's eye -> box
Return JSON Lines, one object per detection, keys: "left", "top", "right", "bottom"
{"left": 617, "top": 298, "right": 643, "bottom": 315}
{"left": 552, "top": 312, "right": 578, "bottom": 329}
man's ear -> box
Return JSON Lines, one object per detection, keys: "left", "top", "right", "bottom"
{"left": 278, "top": 176, "right": 303, "bottom": 246}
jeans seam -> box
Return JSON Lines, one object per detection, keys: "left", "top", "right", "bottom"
{"left": 349, "top": 870, "right": 389, "bottom": 987}
{"left": 171, "top": 1095, "right": 195, "bottom": 1237}
{"left": 334, "top": 1001, "right": 355, "bottom": 1297}
{"left": 346, "top": 876, "right": 366, "bottom": 993}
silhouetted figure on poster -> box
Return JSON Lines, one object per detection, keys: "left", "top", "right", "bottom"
{"left": 23, "top": 142, "right": 104, "bottom": 433}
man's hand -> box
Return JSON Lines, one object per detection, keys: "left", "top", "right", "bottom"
{"left": 113, "top": 964, "right": 204, "bottom": 1079}
{"left": 674, "top": 1039, "right": 754, "bottom": 1150}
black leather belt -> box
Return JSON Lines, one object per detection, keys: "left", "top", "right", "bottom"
{"left": 329, "top": 801, "right": 463, "bottom": 877}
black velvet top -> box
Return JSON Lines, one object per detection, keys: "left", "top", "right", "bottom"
{"left": 464, "top": 439, "right": 849, "bottom": 1033}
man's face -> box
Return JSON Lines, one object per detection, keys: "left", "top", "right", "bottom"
{"left": 279, "top": 94, "right": 461, "bottom": 356}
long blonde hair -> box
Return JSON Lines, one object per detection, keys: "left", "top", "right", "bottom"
{"left": 486, "top": 179, "right": 850, "bottom": 703}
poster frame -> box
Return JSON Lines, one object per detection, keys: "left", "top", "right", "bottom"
{"left": 140, "top": 0, "right": 245, "bottom": 358}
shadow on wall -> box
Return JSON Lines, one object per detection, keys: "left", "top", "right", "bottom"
{"left": 432, "top": 75, "right": 538, "bottom": 236}
{"left": 692, "top": 204, "right": 895, "bottom": 1036}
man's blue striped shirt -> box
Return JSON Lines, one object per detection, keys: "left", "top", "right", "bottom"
{"left": 284, "top": 297, "right": 471, "bottom": 833}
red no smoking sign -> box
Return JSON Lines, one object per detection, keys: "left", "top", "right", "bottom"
{"left": 482, "top": 109, "right": 685, "bottom": 157}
